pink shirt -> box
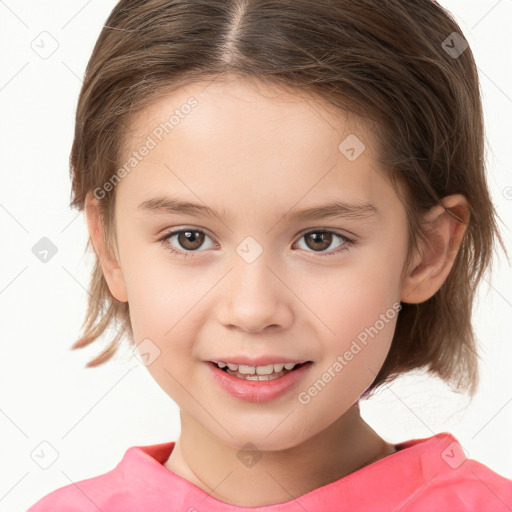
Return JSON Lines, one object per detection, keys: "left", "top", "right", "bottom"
{"left": 27, "top": 432, "right": 512, "bottom": 511}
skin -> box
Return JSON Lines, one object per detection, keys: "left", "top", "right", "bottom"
{"left": 85, "top": 77, "right": 469, "bottom": 507}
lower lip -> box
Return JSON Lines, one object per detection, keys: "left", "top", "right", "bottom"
{"left": 207, "top": 362, "right": 313, "bottom": 403}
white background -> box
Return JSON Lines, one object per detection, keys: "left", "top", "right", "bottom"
{"left": 0, "top": 1, "right": 511, "bottom": 511}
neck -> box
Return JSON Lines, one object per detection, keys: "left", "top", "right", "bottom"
{"left": 164, "top": 403, "right": 396, "bottom": 507}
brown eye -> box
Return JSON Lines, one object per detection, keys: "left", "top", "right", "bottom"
{"left": 160, "top": 228, "right": 216, "bottom": 257}
{"left": 303, "top": 231, "right": 333, "bottom": 251}
{"left": 295, "top": 229, "right": 353, "bottom": 257}
{"left": 175, "top": 230, "right": 205, "bottom": 250}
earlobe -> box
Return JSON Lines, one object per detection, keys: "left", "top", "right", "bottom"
{"left": 84, "top": 193, "right": 129, "bottom": 303}
{"left": 400, "top": 194, "right": 469, "bottom": 304}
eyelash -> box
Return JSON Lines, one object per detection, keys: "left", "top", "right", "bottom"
{"left": 157, "top": 227, "right": 355, "bottom": 259}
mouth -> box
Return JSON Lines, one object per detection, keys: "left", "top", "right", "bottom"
{"left": 208, "top": 361, "right": 313, "bottom": 381}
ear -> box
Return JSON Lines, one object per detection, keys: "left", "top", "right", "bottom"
{"left": 84, "top": 192, "right": 128, "bottom": 303}
{"left": 400, "top": 194, "right": 469, "bottom": 304}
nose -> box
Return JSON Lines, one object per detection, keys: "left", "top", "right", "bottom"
{"left": 216, "top": 253, "right": 294, "bottom": 334}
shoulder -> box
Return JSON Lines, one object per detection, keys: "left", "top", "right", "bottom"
{"left": 26, "top": 467, "right": 124, "bottom": 512}
{"left": 402, "top": 457, "right": 512, "bottom": 511}
{"left": 25, "top": 442, "right": 176, "bottom": 512}
{"left": 374, "top": 432, "right": 512, "bottom": 512}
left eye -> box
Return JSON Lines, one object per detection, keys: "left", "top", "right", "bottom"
{"left": 159, "top": 228, "right": 353, "bottom": 258}
{"left": 294, "top": 230, "right": 352, "bottom": 256}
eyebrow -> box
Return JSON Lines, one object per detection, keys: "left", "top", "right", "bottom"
{"left": 137, "top": 196, "right": 378, "bottom": 223}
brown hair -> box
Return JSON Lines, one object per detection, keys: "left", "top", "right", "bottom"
{"left": 69, "top": 0, "right": 506, "bottom": 399}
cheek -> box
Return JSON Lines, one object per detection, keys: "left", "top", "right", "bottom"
{"left": 294, "top": 241, "right": 402, "bottom": 388}
{"left": 122, "top": 252, "right": 221, "bottom": 377}
{"left": 117, "top": 240, "right": 188, "bottom": 340}
{"left": 300, "top": 287, "right": 399, "bottom": 414}
{"left": 323, "top": 287, "right": 397, "bottom": 380}
{"left": 122, "top": 253, "right": 205, "bottom": 399}
{"left": 296, "top": 251, "right": 401, "bottom": 336}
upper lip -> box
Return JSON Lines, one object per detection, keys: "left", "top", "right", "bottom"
{"left": 208, "top": 356, "right": 311, "bottom": 366}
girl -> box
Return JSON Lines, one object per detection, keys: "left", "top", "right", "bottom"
{"left": 27, "top": 0, "right": 512, "bottom": 510}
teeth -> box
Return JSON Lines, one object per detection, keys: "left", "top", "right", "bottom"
{"left": 238, "top": 365, "right": 256, "bottom": 375}
{"left": 256, "top": 364, "right": 275, "bottom": 375}
{"left": 241, "top": 374, "right": 272, "bottom": 381}
{"left": 215, "top": 361, "right": 300, "bottom": 374}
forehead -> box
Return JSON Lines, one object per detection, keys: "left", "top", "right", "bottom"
{"left": 116, "top": 77, "right": 398, "bottom": 221}
{"left": 125, "top": 78, "right": 361, "bottom": 149}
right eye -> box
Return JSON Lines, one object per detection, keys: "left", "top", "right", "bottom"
{"left": 158, "top": 228, "right": 218, "bottom": 258}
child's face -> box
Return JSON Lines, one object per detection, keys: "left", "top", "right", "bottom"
{"left": 110, "top": 77, "right": 411, "bottom": 449}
